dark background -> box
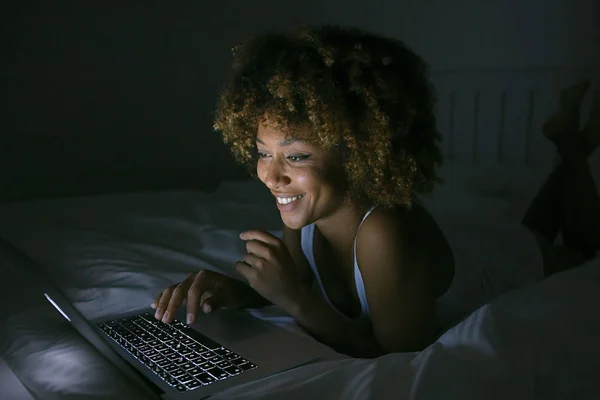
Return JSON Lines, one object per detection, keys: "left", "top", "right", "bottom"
{"left": 2, "top": 0, "right": 599, "bottom": 200}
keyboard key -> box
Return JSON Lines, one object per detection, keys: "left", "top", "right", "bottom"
{"left": 145, "top": 349, "right": 158, "bottom": 357}
{"left": 224, "top": 365, "right": 242, "bottom": 375}
{"left": 162, "top": 348, "right": 175, "bottom": 357}
{"left": 231, "top": 358, "right": 248, "bottom": 366}
{"left": 198, "top": 361, "right": 213, "bottom": 370}
{"left": 173, "top": 357, "right": 188, "bottom": 366}
{"left": 207, "top": 355, "right": 222, "bottom": 363}
{"left": 173, "top": 343, "right": 185, "bottom": 351}
{"left": 187, "top": 353, "right": 203, "bottom": 362}
{"left": 171, "top": 368, "right": 186, "bottom": 378}
{"left": 181, "top": 362, "right": 195, "bottom": 370}
{"left": 206, "top": 367, "right": 228, "bottom": 380}
{"left": 188, "top": 343, "right": 203, "bottom": 351}
{"left": 181, "top": 348, "right": 194, "bottom": 356}
{"left": 164, "top": 377, "right": 176, "bottom": 386}
{"left": 186, "top": 379, "right": 203, "bottom": 389}
{"left": 149, "top": 354, "right": 165, "bottom": 362}
{"left": 175, "top": 384, "right": 187, "bottom": 392}
{"left": 214, "top": 347, "right": 231, "bottom": 356}
{"left": 216, "top": 360, "right": 231, "bottom": 368}
{"left": 196, "top": 373, "right": 216, "bottom": 384}
{"left": 156, "top": 359, "right": 172, "bottom": 367}
{"left": 224, "top": 353, "right": 239, "bottom": 361}
{"left": 178, "top": 374, "right": 194, "bottom": 384}
{"left": 164, "top": 364, "right": 179, "bottom": 373}
{"left": 188, "top": 367, "right": 203, "bottom": 376}
{"left": 238, "top": 362, "right": 257, "bottom": 371}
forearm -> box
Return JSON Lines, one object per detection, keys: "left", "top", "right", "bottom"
{"left": 288, "top": 288, "right": 385, "bottom": 358}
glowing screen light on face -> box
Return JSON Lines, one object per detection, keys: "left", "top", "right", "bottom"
{"left": 44, "top": 293, "right": 71, "bottom": 322}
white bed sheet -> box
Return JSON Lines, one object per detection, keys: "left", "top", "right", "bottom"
{"left": 1, "top": 169, "right": 599, "bottom": 399}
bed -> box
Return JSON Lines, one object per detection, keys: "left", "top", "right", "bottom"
{"left": 2, "top": 66, "right": 600, "bottom": 400}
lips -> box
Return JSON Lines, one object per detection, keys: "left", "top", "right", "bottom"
{"left": 276, "top": 194, "right": 305, "bottom": 205}
{"left": 275, "top": 193, "right": 305, "bottom": 212}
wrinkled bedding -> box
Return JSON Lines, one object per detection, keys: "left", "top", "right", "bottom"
{"left": 1, "top": 164, "right": 599, "bottom": 399}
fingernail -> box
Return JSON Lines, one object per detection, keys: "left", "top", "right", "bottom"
{"left": 154, "top": 309, "right": 162, "bottom": 319}
{"left": 203, "top": 304, "right": 211, "bottom": 313}
{"left": 186, "top": 313, "right": 194, "bottom": 324}
{"left": 150, "top": 302, "right": 156, "bottom": 309}
{"left": 162, "top": 312, "right": 170, "bottom": 323}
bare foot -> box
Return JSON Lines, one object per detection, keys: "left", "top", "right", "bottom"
{"left": 581, "top": 90, "right": 600, "bottom": 157}
{"left": 543, "top": 80, "right": 591, "bottom": 146}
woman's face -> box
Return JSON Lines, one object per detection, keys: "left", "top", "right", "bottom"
{"left": 256, "top": 121, "right": 346, "bottom": 230}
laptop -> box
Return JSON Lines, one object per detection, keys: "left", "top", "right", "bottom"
{"left": 12, "top": 244, "right": 335, "bottom": 399}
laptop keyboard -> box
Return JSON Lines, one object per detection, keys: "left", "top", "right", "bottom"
{"left": 97, "top": 313, "right": 257, "bottom": 392}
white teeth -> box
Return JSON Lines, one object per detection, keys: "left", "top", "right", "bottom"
{"left": 277, "top": 194, "right": 304, "bottom": 205}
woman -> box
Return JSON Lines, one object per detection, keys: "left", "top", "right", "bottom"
{"left": 152, "top": 26, "right": 600, "bottom": 358}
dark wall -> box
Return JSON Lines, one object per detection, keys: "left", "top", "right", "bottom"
{"left": 3, "top": 0, "right": 598, "bottom": 200}
{"left": 3, "top": 1, "right": 321, "bottom": 198}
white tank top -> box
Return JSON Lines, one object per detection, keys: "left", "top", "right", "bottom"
{"left": 300, "top": 207, "right": 376, "bottom": 324}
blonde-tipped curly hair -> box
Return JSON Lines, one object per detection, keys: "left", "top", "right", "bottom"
{"left": 214, "top": 25, "right": 443, "bottom": 209}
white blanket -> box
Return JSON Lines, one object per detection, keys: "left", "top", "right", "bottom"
{"left": 1, "top": 174, "right": 599, "bottom": 399}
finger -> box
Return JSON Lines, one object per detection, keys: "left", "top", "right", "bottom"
{"left": 154, "top": 286, "right": 176, "bottom": 320}
{"left": 199, "top": 291, "right": 215, "bottom": 313}
{"left": 235, "top": 261, "right": 258, "bottom": 286}
{"left": 242, "top": 253, "right": 266, "bottom": 270}
{"left": 240, "top": 230, "right": 281, "bottom": 246}
{"left": 245, "top": 240, "right": 275, "bottom": 260}
{"left": 151, "top": 291, "right": 163, "bottom": 309}
{"left": 186, "top": 271, "right": 213, "bottom": 324}
{"left": 162, "top": 273, "right": 195, "bottom": 323}
{"left": 202, "top": 291, "right": 229, "bottom": 314}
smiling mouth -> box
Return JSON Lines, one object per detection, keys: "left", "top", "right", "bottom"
{"left": 276, "top": 194, "right": 304, "bottom": 205}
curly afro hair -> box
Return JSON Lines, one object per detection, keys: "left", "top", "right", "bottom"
{"left": 213, "top": 25, "right": 443, "bottom": 209}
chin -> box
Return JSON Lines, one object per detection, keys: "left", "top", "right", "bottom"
{"left": 280, "top": 214, "right": 310, "bottom": 230}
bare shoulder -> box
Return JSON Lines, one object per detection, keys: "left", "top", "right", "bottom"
{"left": 355, "top": 207, "right": 413, "bottom": 273}
{"left": 356, "top": 204, "right": 454, "bottom": 296}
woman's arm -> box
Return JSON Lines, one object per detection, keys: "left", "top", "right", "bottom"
{"left": 290, "top": 208, "right": 437, "bottom": 357}
{"left": 280, "top": 226, "right": 386, "bottom": 358}
{"left": 289, "top": 287, "right": 386, "bottom": 358}
{"left": 236, "top": 215, "right": 437, "bottom": 357}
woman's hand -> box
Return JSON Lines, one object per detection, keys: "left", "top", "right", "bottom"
{"left": 236, "top": 230, "right": 310, "bottom": 313}
{"left": 151, "top": 270, "right": 260, "bottom": 325}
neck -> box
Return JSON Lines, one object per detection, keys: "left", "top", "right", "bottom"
{"left": 314, "top": 200, "right": 365, "bottom": 253}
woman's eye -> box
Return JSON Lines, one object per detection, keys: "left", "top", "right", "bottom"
{"left": 257, "top": 152, "right": 270, "bottom": 159}
{"left": 287, "top": 155, "right": 310, "bottom": 162}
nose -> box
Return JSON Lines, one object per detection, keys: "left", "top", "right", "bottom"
{"left": 262, "top": 157, "right": 291, "bottom": 190}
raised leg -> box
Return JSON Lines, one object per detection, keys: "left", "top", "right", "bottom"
{"left": 522, "top": 81, "right": 593, "bottom": 243}
{"left": 522, "top": 80, "right": 600, "bottom": 275}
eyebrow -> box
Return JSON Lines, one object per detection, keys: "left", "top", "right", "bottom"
{"left": 256, "top": 137, "right": 300, "bottom": 146}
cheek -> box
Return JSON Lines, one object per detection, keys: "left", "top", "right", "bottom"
{"left": 256, "top": 161, "right": 267, "bottom": 182}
